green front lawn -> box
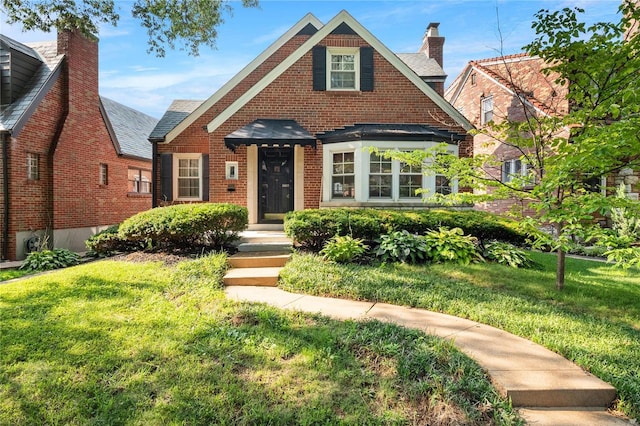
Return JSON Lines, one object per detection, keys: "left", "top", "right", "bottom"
{"left": 279, "top": 252, "right": 640, "bottom": 420}
{"left": 0, "top": 268, "right": 30, "bottom": 282}
{"left": 0, "top": 254, "right": 521, "bottom": 425}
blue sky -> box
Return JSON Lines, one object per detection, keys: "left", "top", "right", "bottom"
{"left": 1, "top": 1, "right": 622, "bottom": 118}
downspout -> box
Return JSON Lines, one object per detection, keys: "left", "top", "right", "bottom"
{"left": 1, "top": 132, "right": 9, "bottom": 260}
{"left": 151, "top": 141, "right": 158, "bottom": 207}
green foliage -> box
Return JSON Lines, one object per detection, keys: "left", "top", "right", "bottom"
{"left": 483, "top": 241, "right": 535, "bottom": 268}
{"left": 285, "top": 208, "right": 527, "bottom": 252}
{"left": 422, "top": 227, "right": 481, "bottom": 265}
{"left": 2, "top": 0, "right": 259, "bottom": 57}
{"left": 118, "top": 203, "right": 248, "bottom": 251}
{"left": 320, "top": 235, "right": 368, "bottom": 263}
{"left": 611, "top": 183, "right": 640, "bottom": 243}
{"left": 375, "top": 230, "right": 428, "bottom": 264}
{"left": 604, "top": 247, "right": 640, "bottom": 270}
{"left": 19, "top": 248, "right": 80, "bottom": 271}
{"left": 85, "top": 225, "right": 140, "bottom": 256}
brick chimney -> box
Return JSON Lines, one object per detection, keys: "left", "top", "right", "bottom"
{"left": 57, "top": 30, "right": 100, "bottom": 114}
{"left": 420, "top": 22, "right": 444, "bottom": 68}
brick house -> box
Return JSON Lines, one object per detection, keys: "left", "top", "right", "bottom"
{"left": 149, "top": 11, "right": 473, "bottom": 225}
{"left": 446, "top": 51, "right": 640, "bottom": 216}
{"left": 444, "top": 53, "right": 571, "bottom": 215}
{"left": 0, "top": 31, "right": 158, "bottom": 260}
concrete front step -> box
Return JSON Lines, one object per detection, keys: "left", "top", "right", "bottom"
{"left": 223, "top": 267, "right": 282, "bottom": 287}
{"left": 228, "top": 252, "right": 291, "bottom": 268}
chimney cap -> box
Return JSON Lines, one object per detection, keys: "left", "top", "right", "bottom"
{"left": 426, "top": 22, "right": 440, "bottom": 37}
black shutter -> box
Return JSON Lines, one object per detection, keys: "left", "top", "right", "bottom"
{"left": 160, "top": 153, "right": 173, "bottom": 201}
{"left": 202, "top": 154, "right": 210, "bottom": 201}
{"left": 360, "top": 46, "right": 374, "bottom": 92}
{"left": 312, "top": 45, "right": 326, "bottom": 91}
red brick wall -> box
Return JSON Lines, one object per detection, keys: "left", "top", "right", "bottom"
{"left": 53, "top": 31, "right": 151, "bottom": 230}
{"left": 157, "top": 32, "right": 471, "bottom": 211}
{"left": 1, "top": 30, "right": 151, "bottom": 260}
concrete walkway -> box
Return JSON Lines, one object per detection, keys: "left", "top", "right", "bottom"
{"left": 225, "top": 286, "right": 633, "bottom": 425}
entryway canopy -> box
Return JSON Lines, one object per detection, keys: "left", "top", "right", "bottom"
{"left": 316, "top": 123, "right": 467, "bottom": 144}
{"left": 224, "top": 119, "right": 317, "bottom": 152}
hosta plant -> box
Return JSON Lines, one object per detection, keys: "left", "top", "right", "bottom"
{"left": 423, "top": 227, "right": 481, "bottom": 265}
{"left": 20, "top": 249, "right": 80, "bottom": 271}
{"left": 483, "top": 241, "right": 535, "bottom": 268}
{"left": 375, "top": 230, "right": 428, "bottom": 264}
{"left": 320, "top": 235, "right": 368, "bottom": 263}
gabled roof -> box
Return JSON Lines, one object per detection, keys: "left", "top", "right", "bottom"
{"left": 149, "top": 99, "right": 203, "bottom": 142}
{"left": 445, "top": 53, "right": 567, "bottom": 117}
{"left": 0, "top": 37, "right": 64, "bottom": 135}
{"left": 150, "top": 13, "right": 323, "bottom": 143}
{"left": 152, "top": 10, "right": 472, "bottom": 143}
{"left": 100, "top": 97, "right": 158, "bottom": 161}
{"left": 205, "top": 10, "right": 471, "bottom": 135}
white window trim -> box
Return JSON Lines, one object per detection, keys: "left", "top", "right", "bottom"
{"left": 26, "top": 153, "right": 39, "bottom": 180}
{"left": 173, "top": 154, "right": 203, "bottom": 201}
{"left": 326, "top": 47, "right": 360, "bottom": 91}
{"left": 502, "top": 158, "right": 531, "bottom": 184}
{"left": 322, "top": 141, "right": 458, "bottom": 203}
{"left": 225, "top": 161, "right": 238, "bottom": 180}
{"left": 481, "top": 95, "right": 494, "bottom": 125}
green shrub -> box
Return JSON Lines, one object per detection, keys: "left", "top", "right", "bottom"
{"left": 118, "top": 203, "right": 248, "bottom": 250}
{"left": 85, "top": 225, "right": 139, "bottom": 256}
{"left": 20, "top": 249, "right": 80, "bottom": 271}
{"left": 285, "top": 208, "right": 527, "bottom": 252}
{"left": 375, "top": 230, "right": 429, "bottom": 264}
{"left": 320, "top": 235, "right": 368, "bottom": 263}
{"left": 423, "top": 227, "right": 481, "bottom": 265}
{"left": 483, "top": 241, "right": 535, "bottom": 268}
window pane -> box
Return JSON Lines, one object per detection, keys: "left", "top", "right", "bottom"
{"left": 369, "top": 175, "right": 392, "bottom": 198}
{"left": 435, "top": 175, "right": 452, "bottom": 195}
{"left": 332, "top": 176, "right": 355, "bottom": 198}
{"left": 178, "top": 178, "right": 200, "bottom": 198}
{"left": 331, "top": 152, "right": 355, "bottom": 199}
{"left": 399, "top": 175, "right": 422, "bottom": 198}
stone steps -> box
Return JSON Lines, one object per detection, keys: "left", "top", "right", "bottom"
{"left": 223, "top": 229, "right": 292, "bottom": 287}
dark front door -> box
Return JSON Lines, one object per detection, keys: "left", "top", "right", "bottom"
{"left": 258, "top": 147, "right": 294, "bottom": 223}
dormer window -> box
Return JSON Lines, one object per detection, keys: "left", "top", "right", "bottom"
{"left": 328, "top": 48, "right": 359, "bottom": 90}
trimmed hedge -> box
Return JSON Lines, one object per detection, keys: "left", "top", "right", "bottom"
{"left": 284, "top": 208, "right": 528, "bottom": 251}
{"left": 118, "top": 203, "right": 248, "bottom": 250}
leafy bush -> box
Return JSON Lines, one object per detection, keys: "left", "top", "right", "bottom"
{"left": 375, "top": 230, "right": 429, "bottom": 264}
{"left": 483, "top": 241, "right": 535, "bottom": 268}
{"left": 85, "top": 225, "right": 140, "bottom": 256}
{"left": 611, "top": 182, "right": 640, "bottom": 242}
{"left": 423, "top": 227, "right": 481, "bottom": 265}
{"left": 118, "top": 203, "right": 248, "bottom": 250}
{"left": 20, "top": 249, "right": 80, "bottom": 271}
{"left": 320, "top": 235, "right": 368, "bottom": 263}
{"left": 285, "top": 208, "right": 527, "bottom": 251}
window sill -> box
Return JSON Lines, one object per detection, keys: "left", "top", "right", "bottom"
{"left": 326, "top": 90, "right": 361, "bottom": 96}
{"left": 127, "top": 192, "right": 152, "bottom": 198}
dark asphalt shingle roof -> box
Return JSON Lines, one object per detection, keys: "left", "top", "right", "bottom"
{"left": 0, "top": 37, "right": 63, "bottom": 133}
{"left": 224, "top": 119, "right": 316, "bottom": 151}
{"left": 316, "top": 123, "right": 466, "bottom": 144}
{"left": 148, "top": 99, "right": 204, "bottom": 141}
{"left": 101, "top": 96, "right": 158, "bottom": 160}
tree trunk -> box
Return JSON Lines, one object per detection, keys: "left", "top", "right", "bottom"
{"left": 556, "top": 248, "right": 566, "bottom": 290}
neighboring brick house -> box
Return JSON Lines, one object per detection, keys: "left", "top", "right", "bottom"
{"left": 149, "top": 11, "right": 473, "bottom": 225}
{"left": 0, "top": 31, "right": 158, "bottom": 260}
{"left": 445, "top": 53, "right": 571, "bottom": 215}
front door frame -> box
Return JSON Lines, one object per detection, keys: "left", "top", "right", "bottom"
{"left": 257, "top": 146, "right": 294, "bottom": 223}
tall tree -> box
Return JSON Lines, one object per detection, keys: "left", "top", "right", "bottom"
{"left": 394, "top": 1, "right": 640, "bottom": 289}
{"left": 0, "top": 0, "right": 258, "bottom": 56}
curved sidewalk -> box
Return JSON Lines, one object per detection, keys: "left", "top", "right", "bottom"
{"left": 225, "top": 286, "right": 632, "bottom": 425}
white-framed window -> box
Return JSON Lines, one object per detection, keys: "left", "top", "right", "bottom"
{"left": 481, "top": 96, "right": 494, "bottom": 124}
{"left": 323, "top": 142, "right": 459, "bottom": 204}
{"left": 369, "top": 152, "right": 392, "bottom": 198}
{"left": 99, "top": 163, "right": 108, "bottom": 185}
{"left": 399, "top": 153, "right": 423, "bottom": 198}
{"left": 26, "top": 153, "right": 39, "bottom": 180}
{"left": 502, "top": 158, "right": 528, "bottom": 183}
{"left": 128, "top": 168, "right": 152, "bottom": 194}
{"left": 174, "top": 154, "right": 202, "bottom": 200}
{"left": 327, "top": 47, "right": 359, "bottom": 90}
{"left": 331, "top": 152, "right": 355, "bottom": 198}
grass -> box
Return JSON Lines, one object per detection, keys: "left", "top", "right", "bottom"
{"left": 0, "top": 253, "right": 521, "bottom": 425}
{"left": 0, "top": 268, "right": 30, "bottom": 282}
{"left": 279, "top": 251, "right": 640, "bottom": 420}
